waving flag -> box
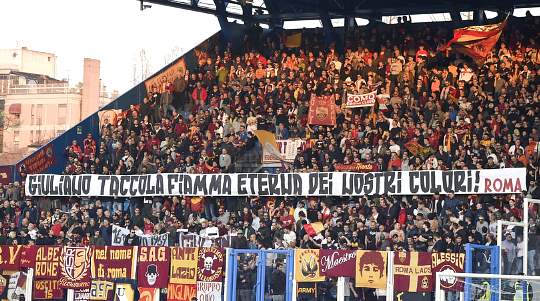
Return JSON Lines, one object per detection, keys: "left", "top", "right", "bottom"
{"left": 443, "top": 20, "right": 506, "bottom": 60}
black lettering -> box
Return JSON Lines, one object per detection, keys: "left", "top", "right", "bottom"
{"left": 155, "top": 174, "right": 164, "bottom": 194}
{"left": 409, "top": 172, "right": 419, "bottom": 194}
{"left": 129, "top": 176, "right": 138, "bottom": 196}
{"left": 145, "top": 175, "right": 155, "bottom": 194}
{"left": 308, "top": 173, "right": 318, "bottom": 194}
{"left": 280, "top": 174, "right": 291, "bottom": 195}
{"left": 138, "top": 175, "right": 147, "bottom": 195}
{"left": 120, "top": 176, "right": 129, "bottom": 196}
{"left": 82, "top": 175, "right": 91, "bottom": 194}
{"left": 28, "top": 175, "right": 37, "bottom": 195}
{"left": 222, "top": 175, "right": 231, "bottom": 195}
{"left": 183, "top": 175, "right": 192, "bottom": 194}
{"left": 98, "top": 176, "right": 110, "bottom": 195}
{"left": 258, "top": 174, "right": 269, "bottom": 195}
{"left": 50, "top": 175, "right": 58, "bottom": 195}
{"left": 293, "top": 174, "right": 302, "bottom": 195}
{"left": 238, "top": 174, "right": 247, "bottom": 194}
{"left": 342, "top": 173, "right": 353, "bottom": 195}
{"left": 442, "top": 171, "right": 453, "bottom": 193}
{"left": 419, "top": 171, "right": 430, "bottom": 193}
{"left": 364, "top": 173, "right": 374, "bottom": 194}
{"left": 373, "top": 173, "right": 384, "bottom": 195}
{"left": 248, "top": 174, "right": 257, "bottom": 195}
{"left": 110, "top": 176, "right": 120, "bottom": 196}
{"left": 194, "top": 175, "right": 207, "bottom": 195}
{"left": 63, "top": 176, "right": 71, "bottom": 196}
{"left": 383, "top": 172, "right": 395, "bottom": 194}
{"left": 268, "top": 174, "right": 279, "bottom": 195}
{"left": 209, "top": 175, "right": 222, "bottom": 194}
{"left": 168, "top": 174, "right": 178, "bottom": 195}
{"left": 454, "top": 171, "right": 466, "bottom": 193}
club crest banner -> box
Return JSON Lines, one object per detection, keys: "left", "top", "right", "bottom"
{"left": 167, "top": 283, "right": 196, "bottom": 301}
{"left": 431, "top": 253, "right": 465, "bottom": 291}
{"left": 197, "top": 248, "right": 224, "bottom": 282}
{"left": 295, "top": 249, "right": 325, "bottom": 282}
{"left": 319, "top": 250, "right": 356, "bottom": 277}
{"left": 394, "top": 252, "right": 433, "bottom": 292}
{"left": 308, "top": 94, "right": 336, "bottom": 126}
{"left": 59, "top": 246, "right": 92, "bottom": 289}
{"left": 345, "top": 91, "right": 377, "bottom": 108}
{"left": 137, "top": 246, "right": 170, "bottom": 288}
{"left": 170, "top": 247, "right": 198, "bottom": 284}
{"left": 26, "top": 168, "right": 527, "bottom": 197}
{"left": 355, "top": 250, "right": 388, "bottom": 289}
{"left": 91, "top": 247, "right": 137, "bottom": 280}
{"left": 0, "top": 246, "right": 23, "bottom": 271}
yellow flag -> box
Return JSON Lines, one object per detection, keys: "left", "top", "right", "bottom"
{"left": 285, "top": 32, "right": 302, "bottom": 48}
{"left": 355, "top": 250, "right": 387, "bottom": 289}
{"left": 294, "top": 249, "right": 325, "bottom": 282}
{"left": 170, "top": 247, "right": 198, "bottom": 284}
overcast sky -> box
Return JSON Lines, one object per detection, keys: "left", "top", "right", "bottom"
{"left": 0, "top": 0, "right": 220, "bottom": 93}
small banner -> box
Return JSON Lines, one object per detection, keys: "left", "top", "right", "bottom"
{"left": 91, "top": 246, "right": 137, "bottom": 280}
{"left": 177, "top": 233, "right": 232, "bottom": 248}
{"left": 334, "top": 163, "right": 378, "bottom": 172}
{"left": 20, "top": 245, "right": 37, "bottom": 268}
{"left": 137, "top": 246, "right": 170, "bottom": 288}
{"left": 196, "top": 282, "right": 222, "bottom": 301}
{"left": 284, "top": 32, "right": 302, "bottom": 48}
{"left": 167, "top": 283, "right": 196, "bottom": 301}
{"left": 145, "top": 58, "right": 186, "bottom": 93}
{"left": 197, "top": 248, "right": 225, "bottom": 282}
{"left": 319, "top": 249, "right": 356, "bottom": 277}
{"left": 170, "top": 247, "right": 198, "bottom": 285}
{"left": 34, "top": 246, "right": 61, "bottom": 279}
{"left": 431, "top": 253, "right": 465, "bottom": 291}
{"left": 0, "top": 246, "right": 23, "bottom": 271}
{"left": 138, "top": 287, "right": 159, "bottom": 301}
{"left": 58, "top": 246, "right": 92, "bottom": 289}
{"left": 294, "top": 249, "right": 325, "bottom": 282}
{"left": 74, "top": 288, "right": 91, "bottom": 301}
{"left": 394, "top": 292, "right": 433, "bottom": 301}
{"left": 393, "top": 252, "right": 433, "bottom": 292}
{"left": 89, "top": 280, "right": 115, "bottom": 301}
{"left": 26, "top": 169, "right": 527, "bottom": 197}
{"left": 112, "top": 225, "right": 169, "bottom": 246}
{"left": 113, "top": 281, "right": 136, "bottom": 301}
{"left": 345, "top": 91, "right": 377, "bottom": 108}
{"left": 308, "top": 94, "right": 336, "bottom": 126}
{"left": 355, "top": 250, "right": 388, "bottom": 289}
{"left": 262, "top": 138, "right": 307, "bottom": 164}
{"left": 33, "top": 279, "right": 64, "bottom": 300}
{"left": 297, "top": 282, "right": 317, "bottom": 299}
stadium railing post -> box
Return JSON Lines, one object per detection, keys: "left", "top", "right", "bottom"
{"left": 25, "top": 268, "right": 33, "bottom": 301}
{"left": 337, "top": 277, "right": 345, "bottom": 301}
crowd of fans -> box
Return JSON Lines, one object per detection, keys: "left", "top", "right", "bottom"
{"left": 1, "top": 15, "right": 540, "bottom": 287}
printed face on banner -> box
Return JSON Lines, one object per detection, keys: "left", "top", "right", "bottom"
{"left": 170, "top": 247, "right": 198, "bottom": 284}
{"left": 197, "top": 248, "right": 224, "bottom": 282}
{"left": 59, "top": 246, "right": 92, "bottom": 289}
{"left": 137, "top": 246, "right": 169, "bottom": 288}
{"left": 355, "top": 251, "right": 387, "bottom": 288}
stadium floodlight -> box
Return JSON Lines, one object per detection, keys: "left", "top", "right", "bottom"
{"left": 435, "top": 271, "right": 540, "bottom": 301}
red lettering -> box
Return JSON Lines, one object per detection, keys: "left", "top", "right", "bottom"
{"left": 485, "top": 179, "right": 492, "bottom": 192}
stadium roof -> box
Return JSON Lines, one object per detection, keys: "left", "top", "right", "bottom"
{"left": 139, "top": 0, "right": 540, "bottom": 26}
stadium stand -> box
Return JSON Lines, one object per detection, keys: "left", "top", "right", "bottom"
{"left": 1, "top": 14, "right": 539, "bottom": 286}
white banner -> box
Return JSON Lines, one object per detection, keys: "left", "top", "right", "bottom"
{"left": 197, "top": 282, "right": 221, "bottom": 301}
{"left": 345, "top": 91, "right": 377, "bottom": 108}
{"left": 25, "top": 169, "right": 527, "bottom": 197}
{"left": 111, "top": 225, "right": 169, "bottom": 246}
{"left": 177, "top": 233, "right": 234, "bottom": 248}
{"left": 263, "top": 139, "right": 307, "bottom": 163}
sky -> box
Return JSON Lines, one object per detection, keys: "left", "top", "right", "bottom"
{"left": 0, "top": 0, "right": 221, "bottom": 94}
{"left": 1, "top": 1, "right": 538, "bottom": 95}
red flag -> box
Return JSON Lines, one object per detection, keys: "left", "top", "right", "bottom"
{"left": 303, "top": 222, "right": 324, "bottom": 237}
{"left": 443, "top": 20, "right": 506, "bottom": 60}
{"left": 393, "top": 252, "right": 433, "bottom": 292}
{"left": 308, "top": 95, "right": 336, "bottom": 126}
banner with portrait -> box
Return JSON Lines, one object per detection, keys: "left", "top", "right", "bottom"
{"left": 294, "top": 249, "right": 325, "bottom": 282}
{"left": 355, "top": 250, "right": 388, "bottom": 288}
{"left": 137, "top": 246, "right": 169, "bottom": 288}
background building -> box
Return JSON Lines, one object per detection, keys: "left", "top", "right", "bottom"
{"left": 0, "top": 48, "right": 116, "bottom": 164}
